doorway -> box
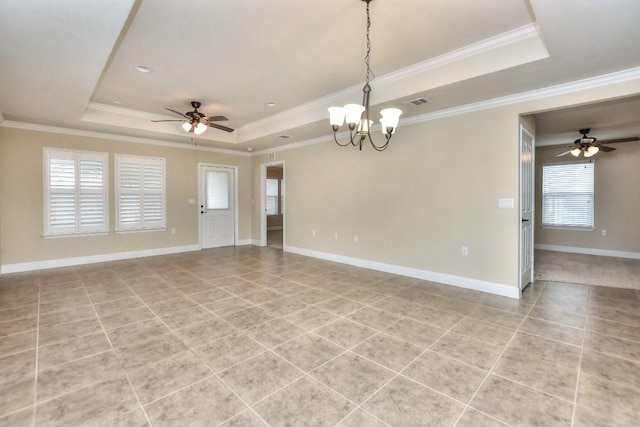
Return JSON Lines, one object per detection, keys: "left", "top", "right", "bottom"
{"left": 198, "top": 164, "right": 237, "bottom": 248}
{"left": 261, "top": 162, "right": 285, "bottom": 249}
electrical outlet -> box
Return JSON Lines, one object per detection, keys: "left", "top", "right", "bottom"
{"left": 333, "top": 232, "right": 338, "bottom": 240}
{"left": 354, "top": 235, "right": 359, "bottom": 243}
{"left": 461, "top": 246, "right": 468, "bottom": 256}
{"left": 171, "top": 228, "right": 176, "bottom": 234}
{"left": 601, "top": 230, "right": 607, "bottom": 236}
{"left": 311, "top": 230, "right": 316, "bottom": 237}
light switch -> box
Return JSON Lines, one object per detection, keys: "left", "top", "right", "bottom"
{"left": 498, "top": 198, "right": 514, "bottom": 208}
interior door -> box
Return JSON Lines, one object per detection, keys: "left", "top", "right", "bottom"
{"left": 200, "top": 165, "right": 235, "bottom": 248}
{"left": 520, "top": 126, "right": 535, "bottom": 291}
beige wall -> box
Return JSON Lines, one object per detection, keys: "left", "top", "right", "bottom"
{"left": 0, "top": 127, "right": 252, "bottom": 266}
{"left": 535, "top": 140, "right": 640, "bottom": 252}
{"left": 253, "top": 108, "right": 521, "bottom": 286}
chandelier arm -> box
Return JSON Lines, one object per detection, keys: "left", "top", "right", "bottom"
{"left": 368, "top": 133, "right": 391, "bottom": 151}
{"left": 333, "top": 132, "right": 352, "bottom": 147}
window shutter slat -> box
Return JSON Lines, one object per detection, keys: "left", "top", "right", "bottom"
{"left": 44, "top": 148, "right": 108, "bottom": 236}
{"left": 542, "top": 162, "right": 594, "bottom": 229}
{"left": 116, "top": 155, "right": 166, "bottom": 231}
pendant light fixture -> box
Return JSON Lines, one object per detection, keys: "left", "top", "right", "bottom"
{"left": 328, "top": 0, "right": 402, "bottom": 151}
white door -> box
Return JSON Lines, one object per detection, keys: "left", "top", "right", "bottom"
{"left": 520, "top": 126, "right": 534, "bottom": 291}
{"left": 200, "top": 165, "right": 235, "bottom": 248}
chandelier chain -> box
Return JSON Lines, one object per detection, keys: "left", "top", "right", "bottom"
{"left": 364, "top": 0, "right": 374, "bottom": 84}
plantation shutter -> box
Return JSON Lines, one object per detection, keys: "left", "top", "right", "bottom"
{"left": 44, "top": 148, "right": 108, "bottom": 236}
{"left": 116, "top": 155, "right": 166, "bottom": 231}
{"left": 542, "top": 162, "right": 594, "bottom": 229}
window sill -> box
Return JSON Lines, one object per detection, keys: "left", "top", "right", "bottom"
{"left": 43, "top": 232, "right": 109, "bottom": 239}
{"left": 115, "top": 228, "right": 167, "bottom": 235}
{"left": 541, "top": 226, "right": 595, "bottom": 232}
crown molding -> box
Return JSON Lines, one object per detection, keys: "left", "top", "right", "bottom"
{"left": 0, "top": 121, "right": 251, "bottom": 156}
{"left": 401, "top": 66, "right": 640, "bottom": 126}
{"left": 238, "top": 24, "right": 544, "bottom": 139}
{"left": 376, "top": 24, "right": 541, "bottom": 86}
{"left": 268, "top": 66, "right": 640, "bottom": 154}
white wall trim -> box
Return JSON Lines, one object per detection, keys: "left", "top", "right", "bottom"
{"left": 0, "top": 244, "right": 200, "bottom": 274}
{"left": 0, "top": 121, "right": 251, "bottom": 157}
{"left": 236, "top": 239, "right": 253, "bottom": 246}
{"left": 285, "top": 245, "right": 520, "bottom": 299}
{"left": 535, "top": 244, "right": 640, "bottom": 260}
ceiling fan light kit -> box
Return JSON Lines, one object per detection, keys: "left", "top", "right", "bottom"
{"left": 328, "top": 0, "right": 402, "bottom": 151}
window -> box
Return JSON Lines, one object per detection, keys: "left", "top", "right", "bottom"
{"left": 542, "top": 161, "right": 594, "bottom": 229}
{"left": 43, "top": 148, "right": 108, "bottom": 236}
{"left": 206, "top": 170, "right": 230, "bottom": 210}
{"left": 266, "top": 178, "right": 279, "bottom": 215}
{"left": 116, "top": 154, "right": 166, "bottom": 232}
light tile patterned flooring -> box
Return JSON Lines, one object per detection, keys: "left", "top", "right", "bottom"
{"left": 0, "top": 246, "right": 639, "bottom": 426}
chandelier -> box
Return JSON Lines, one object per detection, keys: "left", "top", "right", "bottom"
{"left": 328, "top": 0, "right": 402, "bottom": 151}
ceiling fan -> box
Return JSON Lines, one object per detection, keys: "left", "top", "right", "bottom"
{"left": 151, "top": 101, "right": 234, "bottom": 134}
{"left": 556, "top": 128, "right": 639, "bottom": 158}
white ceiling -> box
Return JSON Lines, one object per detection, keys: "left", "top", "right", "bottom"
{"left": 1, "top": 0, "right": 640, "bottom": 152}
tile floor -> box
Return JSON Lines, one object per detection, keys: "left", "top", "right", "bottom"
{"left": 0, "top": 246, "right": 639, "bottom": 426}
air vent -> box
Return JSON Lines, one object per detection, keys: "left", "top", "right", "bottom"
{"left": 402, "top": 97, "right": 431, "bottom": 106}
{"left": 278, "top": 135, "right": 293, "bottom": 139}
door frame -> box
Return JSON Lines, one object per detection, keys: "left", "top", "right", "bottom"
{"left": 197, "top": 162, "right": 239, "bottom": 249}
{"left": 519, "top": 125, "right": 535, "bottom": 294}
{"left": 260, "top": 160, "right": 285, "bottom": 247}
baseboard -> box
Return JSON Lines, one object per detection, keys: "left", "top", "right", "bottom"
{"left": 236, "top": 239, "right": 254, "bottom": 246}
{"left": 0, "top": 244, "right": 200, "bottom": 274}
{"left": 285, "top": 245, "right": 520, "bottom": 299}
{"left": 535, "top": 244, "right": 640, "bottom": 260}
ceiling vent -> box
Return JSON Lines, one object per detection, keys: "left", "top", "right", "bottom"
{"left": 402, "top": 97, "right": 431, "bottom": 106}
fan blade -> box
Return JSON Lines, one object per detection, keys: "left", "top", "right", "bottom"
{"left": 599, "top": 137, "right": 640, "bottom": 144}
{"left": 556, "top": 150, "right": 573, "bottom": 157}
{"left": 598, "top": 145, "right": 616, "bottom": 152}
{"left": 165, "top": 108, "right": 190, "bottom": 119}
{"left": 209, "top": 123, "right": 234, "bottom": 133}
{"left": 207, "top": 115, "right": 229, "bottom": 122}
{"left": 151, "top": 119, "right": 186, "bottom": 123}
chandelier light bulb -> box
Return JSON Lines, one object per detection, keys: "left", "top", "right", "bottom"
{"left": 343, "top": 104, "right": 366, "bottom": 125}
{"left": 358, "top": 119, "right": 374, "bottom": 134}
{"left": 328, "top": 107, "right": 346, "bottom": 129}
{"left": 570, "top": 148, "right": 582, "bottom": 157}
{"left": 182, "top": 122, "right": 192, "bottom": 132}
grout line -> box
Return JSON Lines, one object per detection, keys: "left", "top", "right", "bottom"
{"left": 120, "top": 270, "right": 274, "bottom": 427}
{"left": 451, "top": 282, "right": 546, "bottom": 427}
{"left": 80, "top": 278, "right": 155, "bottom": 427}
{"left": 31, "top": 274, "right": 42, "bottom": 427}
{"left": 570, "top": 318, "right": 588, "bottom": 427}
